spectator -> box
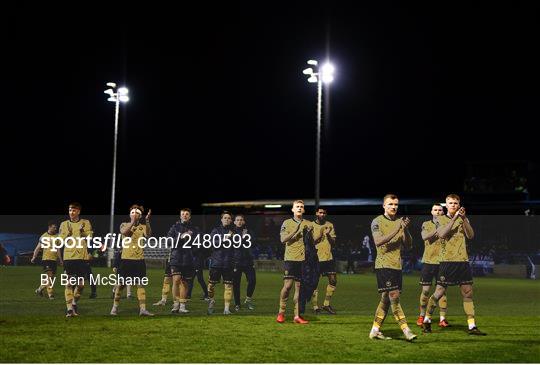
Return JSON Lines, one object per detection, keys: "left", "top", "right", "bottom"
{"left": 0, "top": 243, "right": 10, "bottom": 265}
{"left": 362, "top": 235, "right": 373, "bottom": 262}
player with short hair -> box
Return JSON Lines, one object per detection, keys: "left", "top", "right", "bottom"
{"left": 110, "top": 205, "right": 154, "bottom": 316}
{"left": 422, "top": 194, "right": 486, "bottom": 335}
{"left": 276, "top": 200, "right": 321, "bottom": 324}
{"left": 31, "top": 221, "right": 63, "bottom": 299}
{"left": 207, "top": 211, "right": 235, "bottom": 315}
{"left": 168, "top": 208, "right": 199, "bottom": 314}
{"left": 417, "top": 203, "right": 450, "bottom": 327}
{"left": 311, "top": 207, "right": 338, "bottom": 314}
{"left": 232, "top": 214, "right": 256, "bottom": 311}
{"left": 369, "top": 194, "right": 417, "bottom": 341}
{"left": 59, "top": 202, "right": 93, "bottom": 317}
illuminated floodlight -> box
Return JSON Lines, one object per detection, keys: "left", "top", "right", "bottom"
{"left": 118, "top": 87, "right": 129, "bottom": 96}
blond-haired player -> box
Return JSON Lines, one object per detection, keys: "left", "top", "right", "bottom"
{"left": 369, "top": 194, "right": 417, "bottom": 341}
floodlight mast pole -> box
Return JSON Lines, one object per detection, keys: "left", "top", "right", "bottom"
{"left": 303, "top": 60, "right": 333, "bottom": 209}
{"left": 315, "top": 75, "right": 322, "bottom": 209}
{"left": 103, "top": 83, "right": 129, "bottom": 266}
{"left": 110, "top": 95, "right": 120, "bottom": 237}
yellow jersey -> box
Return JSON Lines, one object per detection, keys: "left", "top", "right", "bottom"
{"left": 421, "top": 220, "right": 442, "bottom": 264}
{"left": 280, "top": 218, "right": 313, "bottom": 261}
{"left": 59, "top": 219, "right": 93, "bottom": 261}
{"left": 436, "top": 215, "right": 469, "bottom": 262}
{"left": 313, "top": 220, "right": 336, "bottom": 262}
{"left": 39, "top": 232, "right": 61, "bottom": 261}
{"left": 371, "top": 214, "right": 410, "bottom": 270}
{"left": 120, "top": 222, "right": 148, "bottom": 260}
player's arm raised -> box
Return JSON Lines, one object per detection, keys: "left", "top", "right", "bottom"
{"left": 327, "top": 225, "right": 337, "bottom": 245}
{"left": 401, "top": 217, "right": 413, "bottom": 249}
{"left": 311, "top": 223, "right": 323, "bottom": 243}
{"left": 371, "top": 218, "right": 402, "bottom": 247}
{"left": 436, "top": 214, "right": 459, "bottom": 239}
{"left": 145, "top": 209, "right": 152, "bottom": 237}
{"left": 120, "top": 217, "right": 136, "bottom": 236}
{"left": 280, "top": 222, "right": 301, "bottom": 244}
{"left": 459, "top": 208, "right": 475, "bottom": 239}
{"left": 421, "top": 223, "right": 438, "bottom": 242}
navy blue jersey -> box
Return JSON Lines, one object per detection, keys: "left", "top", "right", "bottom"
{"left": 232, "top": 226, "right": 255, "bottom": 267}
{"left": 209, "top": 225, "right": 235, "bottom": 268}
{"left": 168, "top": 220, "right": 200, "bottom": 267}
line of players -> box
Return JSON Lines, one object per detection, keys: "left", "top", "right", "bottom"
{"left": 133, "top": 208, "right": 258, "bottom": 316}
{"left": 32, "top": 204, "right": 259, "bottom": 317}
{"left": 32, "top": 194, "right": 486, "bottom": 340}
{"left": 275, "top": 194, "right": 486, "bottom": 341}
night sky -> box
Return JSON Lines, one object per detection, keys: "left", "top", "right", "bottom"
{"left": 4, "top": 3, "right": 539, "bottom": 214}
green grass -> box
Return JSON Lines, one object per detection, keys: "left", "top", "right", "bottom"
{"left": 1, "top": 266, "right": 539, "bottom": 363}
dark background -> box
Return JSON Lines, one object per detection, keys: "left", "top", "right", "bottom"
{"left": 3, "top": 3, "right": 539, "bottom": 214}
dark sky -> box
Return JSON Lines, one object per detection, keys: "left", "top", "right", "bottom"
{"left": 3, "top": 3, "right": 539, "bottom": 214}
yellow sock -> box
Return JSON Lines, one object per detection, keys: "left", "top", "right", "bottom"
{"left": 224, "top": 284, "right": 233, "bottom": 310}
{"left": 65, "top": 287, "right": 74, "bottom": 310}
{"left": 279, "top": 296, "right": 287, "bottom": 314}
{"left": 73, "top": 285, "right": 84, "bottom": 301}
{"left": 207, "top": 283, "right": 215, "bottom": 299}
{"left": 172, "top": 280, "right": 181, "bottom": 304}
{"left": 311, "top": 289, "right": 319, "bottom": 309}
{"left": 323, "top": 284, "right": 336, "bottom": 307}
{"left": 439, "top": 295, "right": 448, "bottom": 319}
{"left": 137, "top": 287, "right": 146, "bottom": 310}
{"left": 162, "top": 280, "right": 171, "bottom": 301}
{"left": 179, "top": 281, "right": 188, "bottom": 304}
{"left": 46, "top": 286, "right": 54, "bottom": 298}
{"left": 419, "top": 290, "right": 429, "bottom": 316}
{"left": 390, "top": 297, "right": 409, "bottom": 331}
{"left": 114, "top": 286, "right": 122, "bottom": 307}
{"left": 425, "top": 295, "right": 438, "bottom": 321}
{"left": 372, "top": 299, "right": 389, "bottom": 330}
{"left": 463, "top": 299, "right": 475, "bottom": 328}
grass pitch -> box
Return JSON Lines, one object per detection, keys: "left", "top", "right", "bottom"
{"left": 1, "top": 266, "right": 539, "bottom": 363}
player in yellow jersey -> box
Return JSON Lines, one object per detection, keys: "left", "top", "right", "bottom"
{"left": 31, "top": 221, "right": 63, "bottom": 299}
{"left": 59, "top": 202, "right": 93, "bottom": 317}
{"left": 311, "top": 207, "right": 338, "bottom": 314}
{"left": 422, "top": 194, "right": 486, "bottom": 335}
{"left": 276, "top": 200, "right": 321, "bottom": 324}
{"left": 417, "top": 204, "right": 450, "bottom": 327}
{"left": 369, "top": 194, "right": 417, "bottom": 341}
{"left": 110, "top": 205, "right": 154, "bottom": 316}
